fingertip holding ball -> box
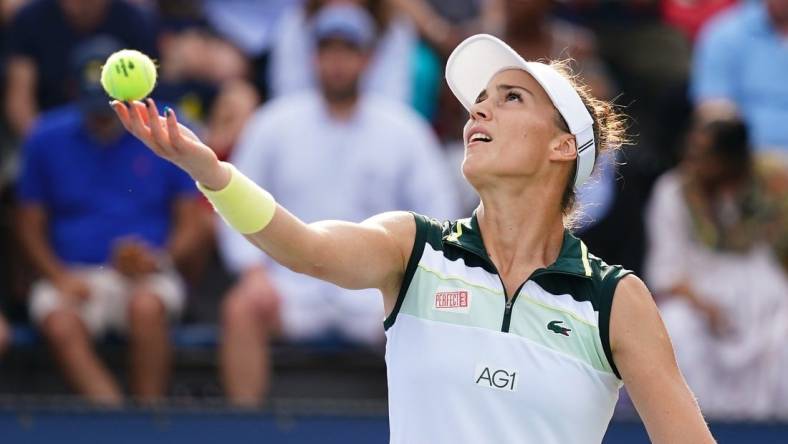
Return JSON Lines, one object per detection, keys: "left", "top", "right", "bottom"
{"left": 100, "top": 49, "right": 157, "bottom": 101}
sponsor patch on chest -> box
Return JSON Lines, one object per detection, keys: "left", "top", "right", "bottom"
{"left": 433, "top": 288, "right": 471, "bottom": 313}
{"left": 474, "top": 363, "right": 518, "bottom": 392}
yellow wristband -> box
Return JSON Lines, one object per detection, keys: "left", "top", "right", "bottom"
{"left": 196, "top": 162, "right": 276, "bottom": 234}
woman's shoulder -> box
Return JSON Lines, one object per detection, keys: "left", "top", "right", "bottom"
{"left": 585, "top": 250, "right": 631, "bottom": 277}
{"left": 410, "top": 212, "right": 454, "bottom": 244}
{"left": 583, "top": 251, "right": 635, "bottom": 307}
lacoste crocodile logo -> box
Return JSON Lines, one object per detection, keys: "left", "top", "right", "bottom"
{"left": 547, "top": 320, "right": 571, "bottom": 336}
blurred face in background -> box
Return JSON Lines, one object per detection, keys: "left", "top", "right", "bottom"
{"left": 84, "top": 111, "right": 123, "bottom": 144}
{"left": 58, "top": 0, "right": 108, "bottom": 30}
{"left": 316, "top": 38, "right": 370, "bottom": 103}
{"left": 768, "top": 0, "right": 788, "bottom": 24}
{"left": 307, "top": 0, "right": 382, "bottom": 21}
{"left": 683, "top": 128, "right": 747, "bottom": 193}
{"left": 158, "top": 29, "right": 248, "bottom": 83}
{"left": 73, "top": 52, "right": 123, "bottom": 143}
{"left": 505, "top": 0, "right": 553, "bottom": 25}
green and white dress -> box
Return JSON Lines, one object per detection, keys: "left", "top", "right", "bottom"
{"left": 384, "top": 213, "right": 631, "bottom": 444}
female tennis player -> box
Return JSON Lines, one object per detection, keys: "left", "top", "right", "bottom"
{"left": 111, "top": 34, "right": 714, "bottom": 444}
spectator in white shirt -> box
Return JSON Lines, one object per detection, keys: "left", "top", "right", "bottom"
{"left": 218, "top": 4, "right": 459, "bottom": 407}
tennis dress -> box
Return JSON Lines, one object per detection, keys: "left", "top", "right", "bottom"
{"left": 384, "top": 213, "right": 631, "bottom": 444}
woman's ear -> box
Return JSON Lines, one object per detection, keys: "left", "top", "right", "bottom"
{"left": 549, "top": 134, "right": 577, "bottom": 162}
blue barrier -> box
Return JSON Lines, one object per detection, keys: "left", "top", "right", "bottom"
{"left": 10, "top": 324, "right": 222, "bottom": 349}
{"left": 0, "top": 408, "right": 786, "bottom": 443}
{"left": 10, "top": 323, "right": 373, "bottom": 351}
{"left": 0, "top": 411, "right": 388, "bottom": 444}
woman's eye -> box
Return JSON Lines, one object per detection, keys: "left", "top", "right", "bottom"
{"left": 506, "top": 92, "right": 522, "bottom": 102}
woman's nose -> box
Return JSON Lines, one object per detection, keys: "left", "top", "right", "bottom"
{"left": 469, "top": 101, "right": 491, "bottom": 121}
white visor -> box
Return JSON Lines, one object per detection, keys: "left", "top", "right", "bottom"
{"left": 446, "top": 34, "right": 596, "bottom": 189}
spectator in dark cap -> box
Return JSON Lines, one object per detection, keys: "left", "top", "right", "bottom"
{"left": 4, "top": 0, "right": 156, "bottom": 137}
{"left": 15, "top": 37, "right": 202, "bottom": 405}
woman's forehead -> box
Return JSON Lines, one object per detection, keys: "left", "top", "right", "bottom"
{"left": 483, "top": 69, "right": 550, "bottom": 103}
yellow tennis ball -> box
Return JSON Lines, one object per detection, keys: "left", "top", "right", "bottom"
{"left": 100, "top": 49, "right": 157, "bottom": 101}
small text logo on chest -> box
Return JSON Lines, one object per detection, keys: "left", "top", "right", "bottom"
{"left": 433, "top": 289, "right": 472, "bottom": 313}
{"left": 435, "top": 290, "right": 468, "bottom": 308}
{"left": 474, "top": 364, "right": 518, "bottom": 392}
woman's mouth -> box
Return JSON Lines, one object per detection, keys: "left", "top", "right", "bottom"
{"left": 467, "top": 132, "right": 493, "bottom": 147}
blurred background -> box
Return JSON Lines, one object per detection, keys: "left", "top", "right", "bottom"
{"left": 0, "top": 0, "right": 787, "bottom": 442}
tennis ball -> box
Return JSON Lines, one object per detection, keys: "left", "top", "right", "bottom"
{"left": 100, "top": 49, "right": 157, "bottom": 101}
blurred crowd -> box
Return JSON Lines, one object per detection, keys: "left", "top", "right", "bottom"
{"left": 0, "top": 0, "right": 786, "bottom": 420}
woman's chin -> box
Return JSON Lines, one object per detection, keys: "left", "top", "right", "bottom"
{"left": 461, "top": 159, "right": 486, "bottom": 186}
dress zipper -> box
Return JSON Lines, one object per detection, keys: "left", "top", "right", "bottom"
{"left": 446, "top": 242, "right": 528, "bottom": 333}
{"left": 501, "top": 282, "right": 527, "bottom": 333}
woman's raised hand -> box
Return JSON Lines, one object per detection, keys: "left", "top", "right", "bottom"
{"left": 110, "top": 99, "right": 230, "bottom": 190}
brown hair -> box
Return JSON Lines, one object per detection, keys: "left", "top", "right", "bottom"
{"left": 548, "top": 60, "right": 628, "bottom": 227}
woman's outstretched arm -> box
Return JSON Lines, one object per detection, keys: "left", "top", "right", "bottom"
{"left": 111, "top": 100, "right": 415, "bottom": 307}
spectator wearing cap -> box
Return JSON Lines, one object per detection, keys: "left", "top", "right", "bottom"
{"left": 4, "top": 0, "right": 156, "bottom": 137}
{"left": 692, "top": 0, "right": 788, "bottom": 150}
{"left": 218, "top": 4, "right": 458, "bottom": 407}
{"left": 15, "top": 37, "right": 202, "bottom": 405}
{"left": 269, "top": 0, "right": 417, "bottom": 104}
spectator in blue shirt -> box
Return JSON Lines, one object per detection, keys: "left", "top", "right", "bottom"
{"left": 15, "top": 37, "right": 201, "bottom": 405}
{"left": 4, "top": 0, "right": 156, "bottom": 136}
{"left": 691, "top": 0, "right": 788, "bottom": 150}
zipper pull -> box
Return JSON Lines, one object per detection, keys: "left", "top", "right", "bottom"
{"left": 505, "top": 300, "right": 512, "bottom": 310}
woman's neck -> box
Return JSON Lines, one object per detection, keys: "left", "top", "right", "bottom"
{"left": 476, "top": 182, "right": 566, "bottom": 278}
